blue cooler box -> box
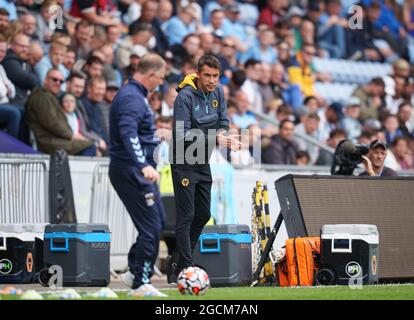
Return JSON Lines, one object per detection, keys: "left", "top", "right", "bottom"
{"left": 193, "top": 224, "right": 252, "bottom": 287}
{"left": 43, "top": 224, "right": 111, "bottom": 287}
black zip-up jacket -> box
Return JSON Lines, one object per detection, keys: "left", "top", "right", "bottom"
{"left": 1, "top": 49, "right": 39, "bottom": 107}
{"left": 171, "top": 74, "right": 229, "bottom": 167}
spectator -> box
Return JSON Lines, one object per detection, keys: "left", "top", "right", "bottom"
{"left": 60, "top": 93, "right": 86, "bottom": 143}
{"left": 284, "top": 5, "right": 305, "bottom": 29}
{"left": 384, "top": 75, "right": 406, "bottom": 116}
{"left": 295, "top": 150, "right": 311, "bottom": 166}
{"left": 294, "top": 112, "right": 321, "bottom": 164}
{"left": 161, "top": 84, "right": 178, "bottom": 118}
{"left": 159, "top": 0, "right": 174, "bottom": 30}
{"left": 294, "top": 19, "right": 316, "bottom": 53}
{"left": 199, "top": 32, "right": 217, "bottom": 56}
{"left": 203, "top": 0, "right": 232, "bottom": 25}
{"left": 341, "top": 96, "right": 363, "bottom": 142}
{"left": 391, "top": 136, "right": 414, "bottom": 170}
{"left": 203, "top": 9, "right": 226, "bottom": 38}
{"left": 81, "top": 76, "right": 109, "bottom": 147}
{"left": 301, "top": 95, "right": 320, "bottom": 115}
{"left": 148, "top": 91, "right": 162, "bottom": 117}
{"left": 25, "top": 68, "right": 94, "bottom": 155}
{"left": 240, "top": 24, "right": 278, "bottom": 64}
{"left": 1, "top": 33, "right": 39, "bottom": 107}
{"left": 287, "top": 43, "right": 318, "bottom": 97}
{"left": 383, "top": 114, "right": 404, "bottom": 145}
{"left": 64, "top": 47, "right": 76, "bottom": 72}
{"left": 154, "top": 115, "right": 173, "bottom": 167}
{"left": 360, "top": 139, "right": 398, "bottom": 176}
{"left": 34, "top": 0, "right": 58, "bottom": 50}
{"left": 69, "top": 0, "right": 119, "bottom": 26}
{"left": 71, "top": 19, "right": 93, "bottom": 61}
{"left": 261, "top": 119, "right": 299, "bottom": 165}
{"left": 170, "top": 33, "right": 201, "bottom": 69}
{"left": 66, "top": 71, "right": 106, "bottom": 151}
{"left": 35, "top": 41, "right": 69, "bottom": 87}
{"left": 397, "top": 101, "right": 414, "bottom": 137}
{"left": 231, "top": 90, "right": 258, "bottom": 129}
{"left": 270, "top": 62, "right": 303, "bottom": 112}
{"left": 383, "top": 58, "right": 410, "bottom": 103}
{"left": 315, "top": 128, "right": 347, "bottom": 166}
{"left": 241, "top": 59, "right": 264, "bottom": 113}
{"left": 19, "top": 13, "right": 37, "bottom": 41}
{"left": 129, "top": 0, "right": 169, "bottom": 55}
{"left": 165, "top": 5, "right": 197, "bottom": 46}
{"left": 217, "top": 36, "right": 238, "bottom": 82}
{"left": 82, "top": 55, "right": 104, "bottom": 80}
{"left": 259, "top": 62, "right": 274, "bottom": 105}
{"left": 27, "top": 41, "right": 43, "bottom": 68}
{"left": 0, "top": 0, "right": 17, "bottom": 21}
{"left": 316, "top": 0, "right": 347, "bottom": 59}
{"left": 121, "top": 46, "right": 146, "bottom": 82}
{"left": 93, "top": 45, "right": 120, "bottom": 84}
{"left": 351, "top": 77, "right": 386, "bottom": 122}
{"left": 221, "top": 2, "right": 248, "bottom": 48}
{"left": 403, "top": 0, "right": 414, "bottom": 63}
{"left": 276, "top": 41, "right": 293, "bottom": 69}
{"left": 258, "top": 0, "right": 288, "bottom": 28}
{"left": 98, "top": 81, "right": 119, "bottom": 138}
{"left": 318, "top": 102, "right": 344, "bottom": 142}
{"left": 106, "top": 24, "right": 122, "bottom": 53}
{"left": 0, "top": 8, "right": 9, "bottom": 42}
{"left": 117, "top": 22, "right": 153, "bottom": 69}
{"left": 0, "top": 34, "right": 22, "bottom": 139}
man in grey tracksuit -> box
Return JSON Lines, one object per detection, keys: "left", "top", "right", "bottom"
{"left": 167, "top": 54, "right": 242, "bottom": 284}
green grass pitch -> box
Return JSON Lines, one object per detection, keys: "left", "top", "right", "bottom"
{"left": 1, "top": 284, "right": 414, "bottom": 300}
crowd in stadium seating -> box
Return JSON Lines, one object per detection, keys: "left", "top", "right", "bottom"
{"left": 1, "top": 0, "right": 414, "bottom": 171}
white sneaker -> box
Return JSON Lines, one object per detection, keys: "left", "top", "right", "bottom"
{"left": 128, "top": 284, "right": 168, "bottom": 297}
{"left": 121, "top": 270, "right": 134, "bottom": 288}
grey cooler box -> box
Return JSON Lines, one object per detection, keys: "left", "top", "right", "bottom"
{"left": 43, "top": 224, "right": 111, "bottom": 287}
{"left": 193, "top": 224, "right": 252, "bottom": 287}
{"left": 317, "top": 224, "right": 379, "bottom": 285}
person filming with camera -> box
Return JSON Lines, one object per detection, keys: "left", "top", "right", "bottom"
{"left": 360, "top": 140, "right": 399, "bottom": 177}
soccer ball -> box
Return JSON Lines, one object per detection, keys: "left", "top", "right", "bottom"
{"left": 177, "top": 266, "right": 210, "bottom": 296}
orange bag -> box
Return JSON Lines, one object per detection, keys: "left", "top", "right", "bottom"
{"left": 277, "top": 237, "right": 320, "bottom": 287}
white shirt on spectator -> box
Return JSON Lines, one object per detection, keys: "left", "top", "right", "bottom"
{"left": 241, "top": 79, "right": 263, "bottom": 114}
{"left": 0, "top": 65, "right": 16, "bottom": 104}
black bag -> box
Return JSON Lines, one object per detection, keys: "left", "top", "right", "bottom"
{"left": 48, "top": 149, "right": 77, "bottom": 224}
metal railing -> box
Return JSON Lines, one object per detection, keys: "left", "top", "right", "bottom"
{"left": 89, "top": 163, "right": 137, "bottom": 256}
{"left": 0, "top": 161, "right": 48, "bottom": 223}
{"left": 251, "top": 109, "right": 335, "bottom": 154}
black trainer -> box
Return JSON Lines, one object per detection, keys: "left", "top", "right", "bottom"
{"left": 166, "top": 255, "right": 178, "bottom": 286}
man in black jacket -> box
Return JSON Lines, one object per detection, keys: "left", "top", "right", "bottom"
{"left": 167, "top": 54, "right": 242, "bottom": 285}
{"left": 262, "top": 119, "right": 299, "bottom": 165}
{"left": 1, "top": 33, "right": 39, "bottom": 107}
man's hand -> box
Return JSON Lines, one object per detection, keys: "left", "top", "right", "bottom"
{"left": 142, "top": 165, "right": 160, "bottom": 183}
{"left": 73, "top": 133, "right": 88, "bottom": 141}
{"left": 98, "top": 139, "right": 107, "bottom": 151}
{"left": 361, "top": 155, "right": 375, "bottom": 176}
{"left": 217, "top": 131, "right": 243, "bottom": 151}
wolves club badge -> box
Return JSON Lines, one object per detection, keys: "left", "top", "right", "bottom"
{"left": 182, "top": 179, "right": 189, "bottom": 187}
{"left": 212, "top": 100, "right": 218, "bottom": 108}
